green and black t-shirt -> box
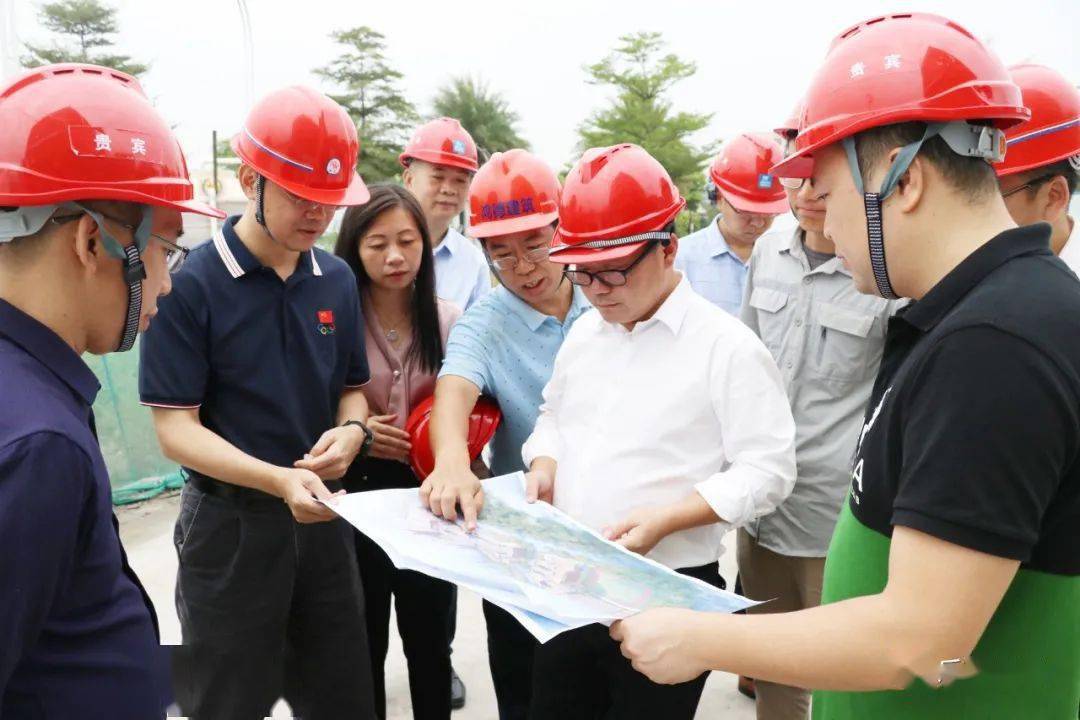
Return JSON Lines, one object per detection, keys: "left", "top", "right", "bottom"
{"left": 814, "top": 224, "right": 1080, "bottom": 720}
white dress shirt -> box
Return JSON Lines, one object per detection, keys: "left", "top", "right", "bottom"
{"left": 522, "top": 276, "right": 797, "bottom": 570}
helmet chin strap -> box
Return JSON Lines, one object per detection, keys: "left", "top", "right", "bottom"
{"left": 841, "top": 121, "right": 1005, "bottom": 300}
{"left": 73, "top": 202, "right": 155, "bottom": 352}
{"left": 255, "top": 174, "right": 286, "bottom": 247}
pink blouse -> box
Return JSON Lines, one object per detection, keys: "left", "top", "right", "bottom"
{"left": 360, "top": 295, "right": 461, "bottom": 430}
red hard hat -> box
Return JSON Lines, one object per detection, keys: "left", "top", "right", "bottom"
{"left": 709, "top": 133, "right": 789, "bottom": 215}
{"left": 231, "top": 86, "right": 369, "bottom": 206}
{"left": 775, "top": 100, "right": 804, "bottom": 140}
{"left": 468, "top": 149, "right": 560, "bottom": 238}
{"left": 995, "top": 64, "right": 1080, "bottom": 177}
{"left": 549, "top": 144, "right": 684, "bottom": 265}
{"left": 399, "top": 118, "right": 479, "bottom": 173}
{"left": 772, "top": 13, "right": 1028, "bottom": 179}
{"left": 406, "top": 395, "right": 502, "bottom": 481}
{"left": 0, "top": 63, "right": 222, "bottom": 216}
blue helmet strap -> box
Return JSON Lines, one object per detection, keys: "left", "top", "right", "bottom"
{"left": 72, "top": 202, "right": 155, "bottom": 353}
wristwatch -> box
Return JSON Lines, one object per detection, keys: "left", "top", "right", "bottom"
{"left": 342, "top": 420, "right": 375, "bottom": 459}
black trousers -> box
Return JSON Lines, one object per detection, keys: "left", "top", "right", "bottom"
{"left": 483, "top": 600, "right": 539, "bottom": 720}
{"left": 529, "top": 562, "right": 726, "bottom": 720}
{"left": 346, "top": 458, "right": 455, "bottom": 720}
{"left": 171, "top": 481, "right": 376, "bottom": 720}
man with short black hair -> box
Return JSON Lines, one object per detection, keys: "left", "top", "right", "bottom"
{"left": 611, "top": 14, "right": 1080, "bottom": 720}
{"left": 0, "top": 63, "right": 225, "bottom": 719}
{"left": 140, "top": 86, "right": 378, "bottom": 719}
{"left": 523, "top": 143, "right": 796, "bottom": 720}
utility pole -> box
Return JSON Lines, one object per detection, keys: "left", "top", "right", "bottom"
{"left": 0, "top": 0, "right": 20, "bottom": 81}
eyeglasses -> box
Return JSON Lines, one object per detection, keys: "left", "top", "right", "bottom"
{"left": 563, "top": 242, "right": 659, "bottom": 287}
{"left": 278, "top": 184, "right": 342, "bottom": 213}
{"left": 51, "top": 210, "right": 189, "bottom": 273}
{"left": 488, "top": 245, "right": 551, "bottom": 272}
{"left": 779, "top": 177, "right": 809, "bottom": 190}
{"left": 1000, "top": 172, "right": 1059, "bottom": 199}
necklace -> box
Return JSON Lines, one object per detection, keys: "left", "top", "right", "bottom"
{"left": 385, "top": 328, "right": 399, "bottom": 343}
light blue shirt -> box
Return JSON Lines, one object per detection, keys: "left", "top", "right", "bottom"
{"left": 675, "top": 215, "right": 750, "bottom": 316}
{"left": 439, "top": 283, "right": 592, "bottom": 476}
{"left": 433, "top": 227, "right": 491, "bottom": 311}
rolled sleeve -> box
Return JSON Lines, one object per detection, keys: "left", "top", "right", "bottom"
{"left": 138, "top": 279, "right": 209, "bottom": 408}
{"left": 0, "top": 433, "right": 91, "bottom": 692}
{"left": 438, "top": 309, "right": 492, "bottom": 393}
{"left": 696, "top": 333, "right": 796, "bottom": 527}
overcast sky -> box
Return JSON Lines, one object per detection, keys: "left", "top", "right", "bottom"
{"left": 3, "top": 0, "right": 1078, "bottom": 174}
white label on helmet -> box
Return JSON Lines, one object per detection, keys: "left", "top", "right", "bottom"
{"left": 326, "top": 158, "right": 341, "bottom": 175}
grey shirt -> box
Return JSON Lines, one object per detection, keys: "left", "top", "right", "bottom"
{"left": 739, "top": 227, "right": 904, "bottom": 556}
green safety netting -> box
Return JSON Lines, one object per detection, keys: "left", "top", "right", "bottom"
{"left": 84, "top": 336, "right": 184, "bottom": 505}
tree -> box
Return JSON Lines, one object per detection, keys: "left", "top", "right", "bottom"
{"left": 577, "top": 32, "right": 715, "bottom": 232}
{"left": 432, "top": 76, "right": 529, "bottom": 161}
{"left": 22, "top": 0, "right": 148, "bottom": 77}
{"left": 314, "top": 26, "right": 418, "bottom": 183}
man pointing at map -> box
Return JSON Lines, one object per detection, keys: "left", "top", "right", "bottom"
{"left": 520, "top": 144, "right": 797, "bottom": 719}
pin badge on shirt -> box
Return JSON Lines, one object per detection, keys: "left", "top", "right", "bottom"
{"left": 317, "top": 309, "right": 336, "bottom": 335}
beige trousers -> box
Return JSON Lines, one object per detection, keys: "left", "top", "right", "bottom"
{"left": 736, "top": 528, "right": 827, "bottom": 720}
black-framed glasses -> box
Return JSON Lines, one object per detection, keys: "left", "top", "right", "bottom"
{"left": 488, "top": 245, "right": 551, "bottom": 272}
{"left": 563, "top": 242, "right": 660, "bottom": 287}
{"left": 51, "top": 210, "right": 188, "bottom": 273}
{"left": 1000, "top": 172, "right": 1060, "bottom": 199}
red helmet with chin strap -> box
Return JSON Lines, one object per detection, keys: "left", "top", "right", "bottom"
{"left": 0, "top": 62, "right": 224, "bottom": 353}
{"left": 231, "top": 86, "right": 370, "bottom": 207}
{"left": 549, "top": 144, "right": 684, "bottom": 265}
{"left": 770, "top": 13, "right": 1027, "bottom": 300}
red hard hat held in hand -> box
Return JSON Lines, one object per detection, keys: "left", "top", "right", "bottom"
{"left": 549, "top": 144, "right": 684, "bottom": 265}
{"left": 399, "top": 118, "right": 479, "bottom": 173}
{"left": 995, "top": 64, "right": 1080, "bottom": 177}
{"left": 0, "top": 63, "right": 223, "bottom": 217}
{"left": 772, "top": 12, "right": 1029, "bottom": 179}
{"left": 406, "top": 396, "right": 502, "bottom": 481}
{"left": 231, "top": 86, "right": 370, "bottom": 206}
{"left": 709, "top": 133, "right": 789, "bottom": 215}
{"left": 469, "top": 149, "right": 560, "bottom": 239}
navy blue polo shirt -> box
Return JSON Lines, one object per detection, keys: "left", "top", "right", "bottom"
{"left": 0, "top": 299, "right": 169, "bottom": 718}
{"left": 139, "top": 216, "right": 369, "bottom": 477}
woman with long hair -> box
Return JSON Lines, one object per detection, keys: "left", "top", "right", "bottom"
{"left": 335, "top": 184, "right": 460, "bottom": 720}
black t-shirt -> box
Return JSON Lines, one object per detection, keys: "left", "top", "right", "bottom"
{"left": 850, "top": 223, "right": 1080, "bottom": 574}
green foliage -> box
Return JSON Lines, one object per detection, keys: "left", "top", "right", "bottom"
{"left": 578, "top": 32, "right": 716, "bottom": 222}
{"left": 22, "top": 0, "right": 148, "bottom": 77}
{"left": 315, "top": 26, "right": 419, "bottom": 183}
{"left": 432, "top": 76, "right": 529, "bottom": 161}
